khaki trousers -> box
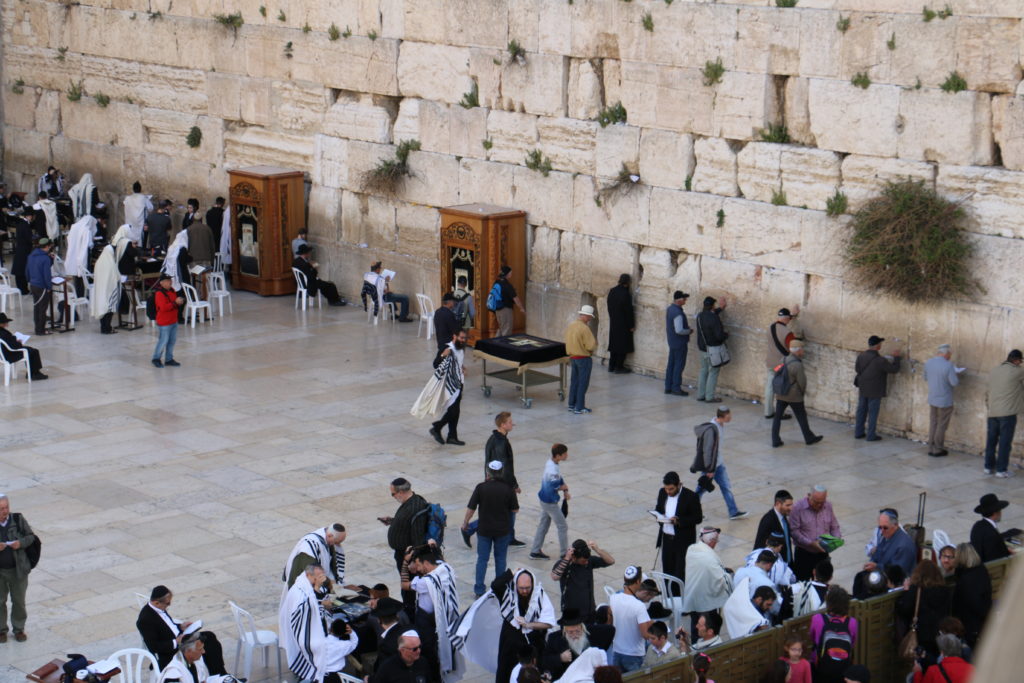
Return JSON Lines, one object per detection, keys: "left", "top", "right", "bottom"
{"left": 928, "top": 405, "right": 954, "bottom": 452}
{"left": 496, "top": 307, "right": 514, "bottom": 336}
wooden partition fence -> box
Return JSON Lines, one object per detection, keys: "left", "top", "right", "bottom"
{"left": 625, "top": 557, "right": 1015, "bottom": 683}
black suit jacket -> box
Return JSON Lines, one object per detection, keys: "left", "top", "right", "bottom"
{"left": 754, "top": 509, "right": 793, "bottom": 564}
{"left": 0, "top": 327, "right": 29, "bottom": 361}
{"left": 292, "top": 256, "right": 321, "bottom": 296}
{"left": 541, "top": 625, "right": 615, "bottom": 680}
{"left": 970, "top": 519, "right": 1010, "bottom": 563}
{"left": 654, "top": 487, "right": 702, "bottom": 552}
{"left": 374, "top": 625, "right": 403, "bottom": 674}
{"left": 433, "top": 306, "right": 459, "bottom": 352}
{"left": 136, "top": 603, "right": 180, "bottom": 669}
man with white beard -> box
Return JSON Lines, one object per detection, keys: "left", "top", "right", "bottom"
{"left": 541, "top": 608, "right": 599, "bottom": 680}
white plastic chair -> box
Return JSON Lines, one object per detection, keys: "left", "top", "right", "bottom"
{"left": 603, "top": 585, "right": 616, "bottom": 601}
{"left": 0, "top": 339, "right": 30, "bottom": 386}
{"left": 67, "top": 274, "right": 91, "bottom": 327}
{"left": 107, "top": 647, "right": 159, "bottom": 683}
{"left": 229, "top": 600, "right": 282, "bottom": 682}
{"left": 0, "top": 274, "right": 23, "bottom": 314}
{"left": 649, "top": 570, "right": 686, "bottom": 635}
{"left": 293, "top": 267, "right": 322, "bottom": 310}
{"left": 206, "top": 271, "right": 233, "bottom": 317}
{"left": 182, "top": 283, "right": 211, "bottom": 328}
{"left": 213, "top": 252, "right": 224, "bottom": 273}
{"left": 416, "top": 293, "right": 435, "bottom": 339}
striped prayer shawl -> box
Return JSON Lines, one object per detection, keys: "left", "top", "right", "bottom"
{"left": 499, "top": 569, "right": 549, "bottom": 632}
{"left": 285, "top": 529, "right": 345, "bottom": 585}
{"left": 289, "top": 597, "right": 319, "bottom": 680}
{"left": 423, "top": 562, "right": 462, "bottom": 681}
{"left": 281, "top": 573, "right": 327, "bottom": 682}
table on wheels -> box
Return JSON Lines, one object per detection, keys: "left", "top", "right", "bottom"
{"left": 473, "top": 334, "right": 569, "bottom": 409}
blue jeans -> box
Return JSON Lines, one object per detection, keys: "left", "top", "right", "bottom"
{"left": 698, "top": 351, "right": 720, "bottom": 400}
{"left": 985, "top": 415, "right": 1017, "bottom": 473}
{"left": 696, "top": 463, "right": 740, "bottom": 517}
{"left": 610, "top": 652, "right": 644, "bottom": 673}
{"left": 474, "top": 533, "right": 510, "bottom": 596}
{"left": 854, "top": 396, "right": 882, "bottom": 439}
{"left": 152, "top": 323, "right": 178, "bottom": 362}
{"left": 384, "top": 293, "right": 409, "bottom": 319}
{"left": 569, "top": 357, "right": 593, "bottom": 410}
{"left": 665, "top": 346, "right": 687, "bottom": 392}
{"left": 465, "top": 511, "right": 516, "bottom": 540}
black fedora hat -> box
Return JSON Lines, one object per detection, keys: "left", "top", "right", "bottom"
{"left": 647, "top": 601, "right": 673, "bottom": 619}
{"left": 0, "top": 312, "right": 12, "bottom": 324}
{"left": 557, "top": 607, "right": 584, "bottom": 627}
{"left": 974, "top": 493, "right": 1009, "bottom": 516}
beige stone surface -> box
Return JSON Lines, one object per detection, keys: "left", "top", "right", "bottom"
{"left": 514, "top": 166, "right": 574, "bottom": 230}
{"left": 458, "top": 158, "right": 517, "bottom": 207}
{"left": 313, "top": 134, "right": 349, "bottom": 189}
{"left": 485, "top": 110, "right": 539, "bottom": 166}
{"left": 735, "top": 7, "right": 801, "bottom": 76}
{"left": 223, "top": 127, "right": 313, "bottom": 171}
{"left": 572, "top": 174, "right": 651, "bottom": 245}
{"left": 784, "top": 77, "right": 815, "bottom": 146}
{"left": 647, "top": 188, "right": 724, "bottom": 257}
{"left": 397, "top": 41, "right": 471, "bottom": 105}
{"left": 398, "top": 150, "right": 461, "bottom": 207}
{"left": 954, "top": 16, "right": 1022, "bottom": 94}
{"left": 840, "top": 155, "right": 936, "bottom": 211}
{"left": 567, "top": 58, "right": 603, "bottom": 121}
{"left": 936, "top": 164, "right": 1024, "bottom": 240}
{"left": 529, "top": 225, "right": 561, "bottom": 284}
{"left": 638, "top": 128, "right": 695, "bottom": 191}
{"left": 322, "top": 94, "right": 395, "bottom": 144}
{"left": 808, "top": 78, "right": 901, "bottom": 157}
{"left": 713, "top": 70, "right": 779, "bottom": 140}
{"left": 449, "top": 105, "right": 489, "bottom": 159}
{"left": 897, "top": 89, "right": 994, "bottom": 165}
{"left": 692, "top": 137, "right": 739, "bottom": 197}
{"left": 992, "top": 94, "right": 1024, "bottom": 171}
{"left": 536, "top": 117, "right": 598, "bottom": 175}
{"left": 499, "top": 53, "right": 568, "bottom": 118}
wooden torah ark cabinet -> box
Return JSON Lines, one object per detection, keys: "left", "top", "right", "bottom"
{"left": 228, "top": 166, "right": 305, "bottom": 296}
{"left": 438, "top": 204, "right": 527, "bottom": 340}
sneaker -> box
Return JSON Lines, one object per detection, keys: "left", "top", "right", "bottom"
{"left": 529, "top": 552, "right": 550, "bottom": 560}
{"left": 567, "top": 406, "right": 577, "bottom": 412}
{"left": 996, "top": 471, "right": 1014, "bottom": 478}
{"left": 729, "top": 511, "right": 749, "bottom": 520}
{"left": 574, "top": 408, "right": 593, "bottom": 414}
{"left": 461, "top": 528, "right": 473, "bottom": 549}
{"left": 151, "top": 359, "right": 164, "bottom": 368}
{"left": 509, "top": 539, "right": 526, "bottom": 547}
{"left": 984, "top": 468, "right": 994, "bottom": 475}
{"left": 165, "top": 359, "right": 181, "bottom": 367}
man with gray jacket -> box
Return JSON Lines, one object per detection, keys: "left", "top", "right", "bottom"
{"left": 985, "top": 349, "right": 1024, "bottom": 478}
{"left": 691, "top": 407, "right": 746, "bottom": 520}
{"left": 770, "top": 341, "right": 823, "bottom": 448}
{"left": 924, "top": 344, "right": 960, "bottom": 457}
{"left": 0, "top": 494, "right": 36, "bottom": 642}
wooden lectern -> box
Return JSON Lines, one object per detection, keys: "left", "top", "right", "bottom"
{"left": 438, "top": 204, "right": 527, "bottom": 340}
{"left": 227, "top": 166, "right": 305, "bottom": 296}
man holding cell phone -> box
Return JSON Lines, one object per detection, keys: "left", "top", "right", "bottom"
{"left": 0, "top": 494, "right": 36, "bottom": 643}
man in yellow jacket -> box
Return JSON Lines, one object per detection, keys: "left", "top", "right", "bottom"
{"left": 566, "top": 305, "right": 597, "bottom": 414}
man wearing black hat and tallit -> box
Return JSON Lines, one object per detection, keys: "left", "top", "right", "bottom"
{"left": 542, "top": 608, "right": 614, "bottom": 680}
{"left": 970, "top": 493, "right": 1011, "bottom": 563}
{"left": 293, "top": 243, "right": 346, "bottom": 306}
{"left": 136, "top": 585, "right": 227, "bottom": 674}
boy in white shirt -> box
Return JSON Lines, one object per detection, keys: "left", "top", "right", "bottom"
{"left": 529, "top": 444, "right": 570, "bottom": 560}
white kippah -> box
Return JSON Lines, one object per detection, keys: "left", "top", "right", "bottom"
{"left": 624, "top": 565, "right": 640, "bottom": 580}
{"left": 488, "top": 460, "right": 503, "bottom": 471}
{"left": 402, "top": 630, "right": 420, "bottom": 638}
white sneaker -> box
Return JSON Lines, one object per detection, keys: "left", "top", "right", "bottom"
{"left": 996, "top": 471, "right": 1014, "bottom": 478}
{"left": 983, "top": 468, "right": 994, "bottom": 475}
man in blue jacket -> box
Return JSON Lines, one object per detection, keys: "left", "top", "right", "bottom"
{"left": 27, "top": 238, "right": 54, "bottom": 336}
{"left": 664, "top": 291, "right": 691, "bottom": 396}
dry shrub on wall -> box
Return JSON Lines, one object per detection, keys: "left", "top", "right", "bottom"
{"left": 845, "top": 179, "right": 981, "bottom": 303}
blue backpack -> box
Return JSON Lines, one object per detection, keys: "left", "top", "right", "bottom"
{"left": 486, "top": 281, "right": 503, "bottom": 311}
{"left": 413, "top": 503, "right": 448, "bottom": 547}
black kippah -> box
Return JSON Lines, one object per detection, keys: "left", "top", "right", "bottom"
{"left": 151, "top": 585, "right": 171, "bottom": 600}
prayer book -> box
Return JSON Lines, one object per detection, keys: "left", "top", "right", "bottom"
{"left": 648, "top": 510, "right": 672, "bottom": 524}
{"left": 182, "top": 620, "right": 203, "bottom": 636}
{"left": 14, "top": 332, "right": 29, "bottom": 344}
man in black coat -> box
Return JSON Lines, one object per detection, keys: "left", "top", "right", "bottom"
{"left": 432, "top": 293, "right": 460, "bottom": 367}
{"left": 753, "top": 489, "right": 794, "bottom": 565}
{"left": 853, "top": 335, "right": 902, "bottom": 441}
{"left": 605, "top": 273, "right": 634, "bottom": 374}
{"left": 0, "top": 313, "right": 46, "bottom": 379}
{"left": 654, "top": 471, "right": 702, "bottom": 587}
{"left": 695, "top": 296, "right": 729, "bottom": 402}
{"left": 205, "top": 197, "right": 225, "bottom": 249}
{"left": 542, "top": 608, "right": 614, "bottom": 680}
{"left": 371, "top": 632, "right": 430, "bottom": 683}
{"left": 11, "top": 216, "right": 33, "bottom": 293}
{"left": 293, "top": 244, "right": 346, "bottom": 306}
{"left": 484, "top": 412, "right": 522, "bottom": 545}
{"left": 135, "top": 585, "right": 226, "bottom": 674}
{"left": 970, "top": 493, "right": 1011, "bottom": 563}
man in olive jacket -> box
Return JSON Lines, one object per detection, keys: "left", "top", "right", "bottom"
{"left": 0, "top": 494, "right": 36, "bottom": 642}
{"left": 985, "top": 349, "right": 1024, "bottom": 477}
{"left": 853, "top": 335, "right": 902, "bottom": 441}
{"left": 770, "top": 341, "right": 823, "bottom": 448}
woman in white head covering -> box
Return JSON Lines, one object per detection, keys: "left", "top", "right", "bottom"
{"left": 68, "top": 173, "right": 96, "bottom": 220}
{"left": 162, "top": 229, "right": 190, "bottom": 290}
{"left": 90, "top": 244, "right": 120, "bottom": 334}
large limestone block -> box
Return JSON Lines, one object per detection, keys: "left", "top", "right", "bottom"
{"left": 567, "top": 59, "right": 603, "bottom": 121}
{"left": 737, "top": 143, "right": 783, "bottom": 206}
{"left": 993, "top": 95, "right": 1024, "bottom": 171}
{"left": 530, "top": 225, "right": 562, "bottom": 285}
{"left": 322, "top": 95, "right": 394, "bottom": 144}
{"left": 344, "top": 140, "right": 401, "bottom": 193}
{"left": 713, "top": 71, "right": 779, "bottom": 141}
{"left": 401, "top": 0, "right": 446, "bottom": 43}
{"left": 500, "top": 53, "right": 568, "bottom": 118}
{"left": 308, "top": 185, "right": 344, "bottom": 236}
{"left": 399, "top": 151, "right": 460, "bottom": 207}
{"left": 274, "top": 82, "right": 329, "bottom": 132}
{"left": 558, "top": 233, "right": 635, "bottom": 294}
{"left": 486, "top": 110, "right": 539, "bottom": 165}
{"left": 458, "top": 158, "right": 517, "bottom": 207}
{"left": 308, "top": 35, "right": 400, "bottom": 96}
{"left": 395, "top": 203, "right": 441, "bottom": 260}
{"left": 4, "top": 90, "right": 39, "bottom": 130}
{"left": 537, "top": 0, "right": 573, "bottom": 56}
{"left": 120, "top": 152, "right": 213, "bottom": 205}
{"left": 141, "top": 108, "right": 222, "bottom": 163}
{"left": 572, "top": 175, "right": 650, "bottom": 245}
{"left": 784, "top": 77, "right": 814, "bottom": 145}
{"left": 781, "top": 147, "right": 843, "bottom": 211}
{"left": 802, "top": 275, "right": 846, "bottom": 348}
{"left": 897, "top": 89, "right": 994, "bottom": 165}
{"left": 647, "top": 188, "right": 724, "bottom": 257}
{"left": 397, "top": 42, "right": 471, "bottom": 105}
{"left": 223, "top": 127, "right": 313, "bottom": 171}
{"left": 639, "top": 129, "right": 694, "bottom": 191}
{"left": 313, "top": 135, "right": 349, "bottom": 189}
{"left": 638, "top": 246, "right": 675, "bottom": 288}
{"left": 341, "top": 191, "right": 396, "bottom": 248}
{"left": 840, "top": 155, "right": 935, "bottom": 211}
{"left": 886, "top": 14, "right": 957, "bottom": 89}
{"left": 134, "top": 64, "right": 209, "bottom": 112}
{"left": 837, "top": 287, "right": 914, "bottom": 355}
{"left": 838, "top": 12, "right": 893, "bottom": 82}
{"left": 239, "top": 79, "right": 274, "bottom": 127}
{"left": 174, "top": 18, "right": 247, "bottom": 73}
{"left": 3, "top": 127, "right": 52, "bottom": 176}
{"left": 616, "top": 61, "right": 660, "bottom": 130}
{"left": 954, "top": 17, "right": 1022, "bottom": 93}
{"left": 595, "top": 125, "right": 640, "bottom": 179}
{"left": 243, "top": 29, "right": 293, "bottom": 82}
{"left": 655, "top": 66, "right": 715, "bottom": 136}
{"left": 719, "top": 198, "right": 804, "bottom": 270}
{"left": 800, "top": 211, "right": 849, "bottom": 281}
{"left": 692, "top": 138, "right": 738, "bottom": 197}
{"left": 808, "top": 79, "right": 900, "bottom": 157}
{"left": 206, "top": 73, "right": 241, "bottom": 120}
{"left": 562, "top": 0, "right": 619, "bottom": 59}
{"left": 469, "top": 49, "right": 504, "bottom": 109}
{"left": 444, "top": 0, "right": 508, "bottom": 49}
{"left": 449, "top": 105, "right": 489, "bottom": 159}
{"left": 62, "top": 99, "right": 143, "bottom": 149}
{"left": 675, "top": 3, "right": 738, "bottom": 71}
{"left": 936, "top": 164, "right": 1024, "bottom": 240}
{"left": 696, "top": 256, "right": 766, "bottom": 335}
{"left": 735, "top": 7, "right": 801, "bottom": 75}
{"left": 798, "top": 9, "right": 842, "bottom": 78}
{"left": 508, "top": 0, "right": 540, "bottom": 53}
{"left": 524, "top": 283, "right": 588, "bottom": 346}
{"left": 514, "top": 166, "right": 574, "bottom": 229}
{"left": 537, "top": 118, "right": 597, "bottom": 176}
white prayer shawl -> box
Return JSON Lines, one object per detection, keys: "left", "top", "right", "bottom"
{"left": 498, "top": 569, "right": 556, "bottom": 636}
{"left": 680, "top": 542, "right": 733, "bottom": 613}
{"left": 411, "top": 342, "right": 464, "bottom": 419}
{"left": 124, "top": 193, "right": 153, "bottom": 244}
{"left": 91, "top": 245, "right": 120, "bottom": 318}
{"left": 554, "top": 647, "right": 607, "bottom": 683}
{"left": 113, "top": 224, "right": 133, "bottom": 264}
{"left": 422, "top": 561, "right": 465, "bottom": 683}
{"left": 35, "top": 199, "right": 59, "bottom": 241}
{"left": 218, "top": 207, "right": 232, "bottom": 264}
{"left": 789, "top": 580, "right": 824, "bottom": 618}
{"left": 745, "top": 548, "right": 797, "bottom": 587}
{"left": 163, "top": 230, "right": 189, "bottom": 290}
{"left": 64, "top": 215, "right": 97, "bottom": 278}
{"left": 280, "top": 572, "right": 327, "bottom": 683}
{"left": 280, "top": 528, "right": 346, "bottom": 603}
{"left": 452, "top": 592, "right": 502, "bottom": 673}
{"left": 733, "top": 565, "right": 781, "bottom": 616}
{"left": 157, "top": 657, "right": 233, "bottom": 683}
{"left": 723, "top": 576, "right": 770, "bottom": 639}
{"left": 69, "top": 173, "right": 95, "bottom": 219}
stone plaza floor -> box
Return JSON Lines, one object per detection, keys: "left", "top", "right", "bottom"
{"left": 0, "top": 288, "right": 1020, "bottom": 682}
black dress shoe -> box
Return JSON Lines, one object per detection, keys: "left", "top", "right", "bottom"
{"left": 529, "top": 552, "right": 550, "bottom": 560}
{"left": 429, "top": 427, "right": 444, "bottom": 444}
{"left": 614, "top": 368, "right": 630, "bottom": 374}
{"left": 928, "top": 450, "right": 948, "bottom": 457}
{"left": 664, "top": 389, "right": 672, "bottom": 394}
{"left": 446, "top": 437, "right": 466, "bottom": 446}
{"left": 31, "top": 373, "right": 49, "bottom": 380}
{"left": 806, "top": 435, "right": 824, "bottom": 445}
{"left": 671, "top": 389, "right": 689, "bottom": 396}
{"left": 509, "top": 539, "right": 526, "bottom": 547}
{"left": 779, "top": 414, "right": 791, "bottom": 420}
{"left": 854, "top": 433, "right": 866, "bottom": 439}
{"left": 398, "top": 317, "right": 415, "bottom": 323}
{"left": 772, "top": 441, "right": 784, "bottom": 448}
{"left": 461, "top": 528, "right": 473, "bottom": 548}
{"left": 866, "top": 436, "right": 883, "bottom": 442}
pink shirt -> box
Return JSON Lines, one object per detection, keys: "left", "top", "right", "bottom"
{"left": 808, "top": 614, "right": 859, "bottom": 664}
{"left": 781, "top": 657, "right": 812, "bottom": 683}
{"left": 789, "top": 497, "right": 841, "bottom": 552}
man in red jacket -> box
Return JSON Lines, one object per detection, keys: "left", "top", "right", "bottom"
{"left": 152, "top": 273, "right": 183, "bottom": 368}
{"left": 912, "top": 633, "right": 973, "bottom": 683}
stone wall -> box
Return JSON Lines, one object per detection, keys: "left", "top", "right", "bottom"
{"left": 5, "top": 0, "right": 1024, "bottom": 453}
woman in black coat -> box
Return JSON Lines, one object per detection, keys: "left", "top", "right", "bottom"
{"left": 605, "top": 273, "right": 634, "bottom": 373}
{"left": 896, "top": 561, "right": 952, "bottom": 658}
{"left": 951, "top": 542, "right": 991, "bottom": 649}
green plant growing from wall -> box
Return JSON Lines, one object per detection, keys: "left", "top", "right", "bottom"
{"left": 525, "top": 149, "right": 553, "bottom": 177}
{"left": 363, "top": 140, "right": 421, "bottom": 194}
{"left": 685, "top": 175, "right": 692, "bottom": 191}
{"left": 760, "top": 123, "right": 790, "bottom": 144}
{"left": 460, "top": 81, "right": 479, "bottom": 109}
{"left": 94, "top": 92, "right": 110, "bottom": 107}
{"left": 258, "top": 5, "right": 266, "bottom": 17}
{"left": 642, "top": 12, "right": 654, "bottom": 32}
{"left": 66, "top": 79, "right": 83, "bottom": 101}
{"left": 148, "top": 10, "right": 162, "bottom": 20}
{"left": 702, "top": 57, "right": 725, "bottom": 86}
{"left": 11, "top": 79, "right": 25, "bottom": 95}
{"left": 368, "top": 30, "right": 378, "bottom": 40}
{"left": 851, "top": 72, "right": 871, "bottom": 89}
{"left": 937, "top": 4, "right": 953, "bottom": 18}
{"left": 598, "top": 163, "right": 641, "bottom": 205}
{"left": 716, "top": 209, "right": 725, "bottom": 228}
{"left": 776, "top": 0, "right": 797, "bottom": 6}
{"left": 826, "top": 190, "right": 848, "bottom": 217}
{"left": 597, "top": 102, "right": 627, "bottom": 128}
{"left": 342, "top": 26, "right": 352, "bottom": 38}
{"left": 922, "top": 7, "right": 936, "bottom": 21}
{"left": 302, "top": 23, "right": 311, "bottom": 33}
{"left": 284, "top": 41, "right": 293, "bottom": 58}
{"left": 277, "top": 9, "right": 286, "bottom": 21}
{"left": 771, "top": 188, "right": 788, "bottom": 206}
{"left": 482, "top": 138, "right": 493, "bottom": 150}
{"left": 328, "top": 23, "right": 340, "bottom": 40}
{"left": 214, "top": 12, "right": 244, "bottom": 36}
{"left": 846, "top": 179, "right": 979, "bottom": 302}
{"left": 836, "top": 15, "right": 850, "bottom": 32}
{"left": 887, "top": 32, "right": 896, "bottom": 50}
{"left": 56, "top": 46, "right": 68, "bottom": 61}
{"left": 186, "top": 126, "right": 202, "bottom": 148}
{"left": 508, "top": 39, "right": 526, "bottom": 64}
{"left": 940, "top": 71, "right": 967, "bottom": 93}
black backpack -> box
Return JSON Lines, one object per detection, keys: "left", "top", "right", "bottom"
{"left": 13, "top": 513, "right": 40, "bottom": 569}
{"left": 146, "top": 292, "right": 158, "bottom": 320}
{"left": 817, "top": 615, "right": 854, "bottom": 678}
{"left": 452, "top": 291, "right": 469, "bottom": 326}
{"left": 772, "top": 360, "right": 795, "bottom": 396}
